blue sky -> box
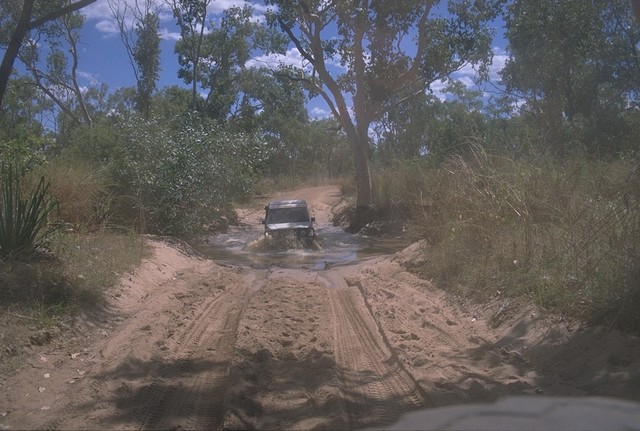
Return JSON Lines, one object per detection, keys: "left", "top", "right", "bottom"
{"left": 74, "top": 0, "right": 509, "bottom": 119}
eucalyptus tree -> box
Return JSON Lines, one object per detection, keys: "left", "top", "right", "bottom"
{"left": 173, "top": 3, "right": 288, "bottom": 120}
{"left": 167, "top": 0, "right": 213, "bottom": 108}
{"left": 109, "top": 0, "right": 161, "bottom": 119}
{"left": 210, "top": 64, "right": 307, "bottom": 176}
{"left": 195, "top": 5, "right": 255, "bottom": 120}
{"left": 266, "top": 0, "right": 503, "bottom": 227}
{"left": 501, "top": 0, "right": 640, "bottom": 156}
{"left": 374, "top": 90, "right": 434, "bottom": 161}
{"left": 0, "top": 0, "right": 96, "bottom": 108}
{"left": 232, "top": 66, "right": 308, "bottom": 132}
{"left": 151, "top": 85, "right": 196, "bottom": 125}
{"left": 375, "top": 82, "right": 487, "bottom": 162}
{"left": 0, "top": 75, "right": 52, "bottom": 147}
{"left": 18, "top": 10, "right": 94, "bottom": 126}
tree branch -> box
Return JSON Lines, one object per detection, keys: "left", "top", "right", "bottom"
{"left": 29, "top": 0, "right": 97, "bottom": 30}
{"left": 277, "top": 16, "right": 315, "bottom": 65}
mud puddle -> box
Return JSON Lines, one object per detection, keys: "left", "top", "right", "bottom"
{"left": 192, "top": 225, "right": 412, "bottom": 269}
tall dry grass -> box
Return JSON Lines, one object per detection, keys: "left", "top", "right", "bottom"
{"left": 0, "top": 159, "right": 147, "bottom": 316}
{"left": 36, "top": 160, "right": 111, "bottom": 229}
{"left": 372, "top": 147, "right": 640, "bottom": 332}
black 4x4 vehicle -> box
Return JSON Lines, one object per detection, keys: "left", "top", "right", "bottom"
{"left": 262, "top": 199, "right": 315, "bottom": 240}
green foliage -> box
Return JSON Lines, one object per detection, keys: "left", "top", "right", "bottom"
{"left": 501, "top": 0, "right": 640, "bottom": 156}
{"left": 376, "top": 82, "right": 488, "bottom": 162}
{"left": 132, "top": 12, "right": 161, "bottom": 119}
{"left": 374, "top": 150, "right": 640, "bottom": 332}
{"left": 172, "top": 2, "right": 287, "bottom": 118}
{"left": 0, "top": 162, "right": 58, "bottom": 259}
{"left": 0, "top": 76, "right": 52, "bottom": 143}
{"left": 262, "top": 118, "right": 353, "bottom": 180}
{"left": 231, "top": 67, "right": 308, "bottom": 134}
{"left": 39, "top": 159, "right": 111, "bottom": 228}
{"left": 149, "top": 85, "right": 194, "bottom": 124}
{"left": 0, "top": 138, "right": 48, "bottom": 168}
{"left": 61, "top": 118, "right": 123, "bottom": 163}
{"left": 112, "top": 115, "right": 269, "bottom": 237}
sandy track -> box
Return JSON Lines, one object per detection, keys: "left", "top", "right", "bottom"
{"left": 140, "top": 274, "right": 255, "bottom": 430}
{"left": 2, "top": 185, "right": 640, "bottom": 430}
{"left": 328, "top": 285, "right": 425, "bottom": 428}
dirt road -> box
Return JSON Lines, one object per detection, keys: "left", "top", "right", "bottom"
{"left": 1, "top": 185, "right": 640, "bottom": 430}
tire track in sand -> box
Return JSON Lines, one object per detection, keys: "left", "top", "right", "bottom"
{"left": 324, "top": 272, "right": 426, "bottom": 429}
{"left": 139, "top": 271, "right": 261, "bottom": 431}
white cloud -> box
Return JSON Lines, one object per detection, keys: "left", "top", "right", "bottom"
{"left": 429, "top": 79, "right": 448, "bottom": 101}
{"left": 245, "top": 47, "right": 312, "bottom": 71}
{"left": 245, "top": 45, "right": 347, "bottom": 77}
{"left": 209, "top": 0, "right": 267, "bottom": 14}
{"left": 310, "top": 106, "right": 331, "bottom": 119}
{"left": 94, "top": 18, "right": 119, "bottom": 36}
{"left": 457, "top": 75, "right": 476, "bottom": 89}
{"left": 488, "top": 47, "right": 508, "bottom": 82}
{"left": 158, "top": 10, "right": 174, "bottom": 22}
{"left": 81, "top": 0, "right": 113, "bottom": 21}
{"left": 77, "top": 70, "right": 101, "bottom": 86}
{"left": 84, "top": 0, "right": 175, "bottom": 39}
{"left": 428, "top": 46, "right": 510, "bottom": 101}
{"left": 85, "top": 0, "right": 269, "bottom": 43}
{"left": 159, "top": 28, "right": 181, "bottom": 41}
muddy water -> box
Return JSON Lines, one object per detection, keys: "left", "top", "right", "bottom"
{"left": 192, "top": 225, "right": 412, "bottom": 269}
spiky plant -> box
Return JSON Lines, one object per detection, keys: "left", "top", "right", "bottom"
{"left": 0, "top": 162, "right": 58, "bottom": 259}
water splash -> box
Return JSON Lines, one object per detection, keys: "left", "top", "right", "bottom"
{"left": 248, "top": 235, "right": 319, "bottom": 252}
{"left": 192, "top": 226, "right": 411, "bottom": 269}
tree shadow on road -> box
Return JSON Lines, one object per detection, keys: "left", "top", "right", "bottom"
{"left": 54, "top": 312, "right": 640, "bottom": 430}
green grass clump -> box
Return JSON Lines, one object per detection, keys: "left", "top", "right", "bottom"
{"left": 0, "top": 230, "right": 148, "bottom": 332}
{"left": 372, "top": 148, "right": 640, "bottom": 333}
{"left": 41, "top": 159, "right": 111, "bottom": 229}
{"left": 0, "top": 162, "right": 58, "bottom": 259}
{"left": 51, "top": 229, "right": 149, "bottom": 305}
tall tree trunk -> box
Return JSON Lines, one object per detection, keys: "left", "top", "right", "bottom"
{"left": 353, "top": 132, "right": 372, "bottom": 206}
{"left": 343, "top": 122, "right": 374, "bottom": 231}
{"left": 0, "top": 0, "right": 35, "bottom": 108}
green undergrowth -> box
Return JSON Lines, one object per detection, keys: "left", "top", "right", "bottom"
{"left": 0, "top": 229, "right": 148, "bottom": 329}
{"left": 256, "top": 174, "right": 350, "bottom": 196}
{"left": 371, "top": 149, "right": 640, "bottom": 333}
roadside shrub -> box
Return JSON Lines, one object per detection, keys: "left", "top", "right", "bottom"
{"left": 112, "top": 115, "right": 270, "bottom": 237}
{"left": 380, "top": 147, "right": 640, "bottom": 332}
{"left": 0, "top": 162, "right": 58, "bottom": 259}
{"left": 371, "top": 159, "right": 432, "bottom": 222}
{"left": 38, "top": 159, "right": 111, "bottom": 229}
{"left": 50, "top": 229, "right": 148, "bottom": 306}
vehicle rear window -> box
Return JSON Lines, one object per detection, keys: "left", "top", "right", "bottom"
{"left": 266, "top": 207, "right": 310, "bottom": 224}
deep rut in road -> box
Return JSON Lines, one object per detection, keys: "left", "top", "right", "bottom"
{"left": 328, "top": 284, "right": 426, "bottom": 428}
{"left": 223, "top": 267, "right": 429, "bottom": 430}
{"left": 140, "top": 274, "right": 258, "bottom": 431}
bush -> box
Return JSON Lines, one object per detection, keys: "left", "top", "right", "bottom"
{"left": 111, "top": 115, "right": 270, "bottom": 237}
{"left": 0, "top": 162, "right": 58, "bottom": 259}
{"left": 376, "top": 148, "right": 640, "bottom": 332}
{"left": 39, "top": 160, "right": 111, "bottom": 229}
